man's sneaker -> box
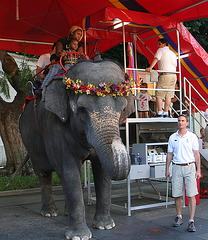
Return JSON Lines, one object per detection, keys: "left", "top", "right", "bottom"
{"left": 187, "top": 221, "right": 196, "bottom": 232}
{"left": 163, "top": 114, "right": 169, "bottom": 118}
{"left": 154, "top": 113, "right": 163, "bottom": 118}
{"left": 173, "top": 216, "right": 183, "bottom": 227}
{"left": 26, "top": 81, "right": 34, "bottom": 98}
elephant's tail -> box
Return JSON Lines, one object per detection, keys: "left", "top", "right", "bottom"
{"left": 4, "top": 153, "right": 30, "bottom": 190}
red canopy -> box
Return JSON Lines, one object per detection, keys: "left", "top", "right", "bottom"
{"left": 0, "top": 0, "right": 207, "bottom": 110}
{"left": 0, "top": 0, "right": 207, "bottom": 55}
{"left": 74, "top": 7, "right": 208, "bottom": 111}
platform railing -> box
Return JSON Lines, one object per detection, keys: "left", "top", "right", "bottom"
{"left": 184, "top": 77, "right": 208, "bottom": 135}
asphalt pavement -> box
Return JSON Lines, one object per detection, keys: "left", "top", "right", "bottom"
{"left": 0, "top": 181, "right": 208, "bottom": 240}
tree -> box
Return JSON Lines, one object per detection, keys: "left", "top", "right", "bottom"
{"left": 0, "top": 51, "right": 34, "bottom": 176}
{"left": 102, "top": 43, "right": 149, "bottom": 68}
{"left": 183, "top": 18, "right": 208, "bottom": 52}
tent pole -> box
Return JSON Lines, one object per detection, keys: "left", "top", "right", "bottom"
{"left": 133, "top": 34, "right": 139, "bottom": 119}
{"left": 176, "top": 29, "right": 182, "bottom": 115}
{"left": 0, "top": 38, "right": 53, "bottom": 45}
{"left": 133, "top": 34, "right": 138, "bottom": 70}
{"left": 84, "top": 30, "right": 87, "bottom": 56}
{"left": 141, "top": 29, "right": 177, "bottom": 41}
{"left": 166, "top": 0, "right": 208, "bottom": 16}
{"left": 136, "top": 36, "right": 155, "bottom": 57}
{"left": 16, "top": 0, "right": 19, "bottom": 20}
{"left": 122, "top": 22, "right": 126, "bottom": 73}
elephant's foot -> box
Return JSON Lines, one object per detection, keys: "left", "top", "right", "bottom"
{"left": 92, "top": 215, "right": 115, "bottom": 230}
{"left": 41, "top": 204, "right": 58, "bottom": 217}
{"left": 65, "top": 224, "right": 92, "bottom": 240}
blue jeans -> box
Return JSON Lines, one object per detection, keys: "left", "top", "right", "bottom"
{"left": 41, "top": 63, "right": 73, "bottom": 89}
{"left": 41, "top": 63, "right": 62, "bottom": 89}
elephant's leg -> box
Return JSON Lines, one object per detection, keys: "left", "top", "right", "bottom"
{"left": 91, "top": 160, "right": 115, "bottom": 230}
{"left": 38, "top": 172, "right": 58, "bottom": 217}
{"left": 62, "top": 161, "right": 92, "bottom": 240}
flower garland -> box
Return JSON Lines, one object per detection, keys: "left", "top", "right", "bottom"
{"left": 63, "top": 77, "right": 132, "bottom": 97}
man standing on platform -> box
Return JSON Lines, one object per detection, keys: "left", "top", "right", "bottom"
{"left": 166, "top": 114, "right": 201, "bottom": 232}
{"left": 146, "top": 38, "right": 177, "bottom": 117}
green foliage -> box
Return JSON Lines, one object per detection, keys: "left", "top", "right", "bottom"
{"left": 101, "top": 43, "right": 149, "bottom": 68}
{"left": 183, "top": 18, "right": 208, "bottom": 52}
{"left": 18, "top": 61, "right": 34, "bottom": 91}
{"left": 102, "top": 44, "right": 124, "bottom": 66}
{"left": 0, "top": 173, "right": 61, "bottom": 191}
{"left": 0, "top": 71, "right": 10, "bottom": 99}
{"left": 0, "top": 167, "right": 94, "bottom": 191}
{"left": 0, "top": 58, "right": 34, "bottom": 96}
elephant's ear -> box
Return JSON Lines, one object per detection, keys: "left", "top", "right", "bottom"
{"left": 119, "top": 93, "right": 135, "bottom": 124}
{"left": 44, "top": 80, "right": 69, "bottom": 122}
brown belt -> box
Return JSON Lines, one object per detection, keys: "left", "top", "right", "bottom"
{"left": 160, "top": 73, "right": 175, "bottom": 75}
{"left": 172, "top": 161, "right": 195, "bottom": 166}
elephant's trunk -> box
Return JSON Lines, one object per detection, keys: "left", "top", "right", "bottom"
{"left": 111, "top": 136, "right": 130, "bottom": 180}
{"left": 87, "top": 108, "right": 130, "bottom": 180}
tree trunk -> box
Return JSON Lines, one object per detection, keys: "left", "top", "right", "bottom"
{"left": 0, "top": 51, "right": 33, "bottom": 176}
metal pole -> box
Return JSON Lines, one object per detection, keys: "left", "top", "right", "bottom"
{"left": 125, "top": 119, "right": 131, "bottom": 216}
{"left": 16, "top": 0, "right": 19, "bottom": 20}
{"left": 166, "top": 177, "right": 169, "bottom": 208}
{"left": 133, "top": 34, "right": 139, "bottom": 119}
{"left": 141, "top": 29, "right": 177, "bottom": 41}
{"left": 189, "top": 84, "right": 192, "bottom": 130}
{"left": 193, "top": 100, "right": 196, "bottom": 132}
{"left": 176, "top": 30, "right": 182, "bottom": 114}
{"left": 133, "top": 34, "right": 138, "bottom": 71}
{"left": 84, "top": 161, "right": 87, "bottom": 188}
{"left": 166, "top": 0, "right": 208, "bottom": 16}
{"left": 122, "top": 22, "right": 127, "bottom": 73}
{"left": 0, "top": 38, "right": 54, "bottom": 45}
{"left": 84, "top": 30, "right": 87, "bottom": 56}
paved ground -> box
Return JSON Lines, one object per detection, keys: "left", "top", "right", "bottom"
{"left": 0, "top": 181, "right": 208, "bottom": 240}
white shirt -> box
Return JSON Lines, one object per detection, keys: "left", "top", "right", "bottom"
{"left": 168, "top": 130, "right": 199, "bottom": 164}
{"left": 154, "top": 46, "right": 177, "bottom": 72}
{"left": 136, "top": 92, "right": 152, "bottom": 111}
{"left": 36, "top": 53, "right": 51, "bottom": 72}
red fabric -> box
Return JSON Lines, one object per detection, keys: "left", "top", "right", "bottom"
{"left": 0, "top": 1, "right": 207, "bottom": 110}
{"left": 177, "top": 23, "right": 208, "bottom": 65}
{"left": 184, "top": 170, "right": 203, "bottom": 206}
{"left": 185, "top": 178, "right": 201, "bottom": 206}
{"left": 0, "top": 1, "right": 207, "bottom": 56}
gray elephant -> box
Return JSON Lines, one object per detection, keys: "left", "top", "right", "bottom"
{"left": 19, "top": 60, "right": 134, "bottom": 240}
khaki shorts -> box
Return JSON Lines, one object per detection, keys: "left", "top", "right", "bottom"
{"left": 156, "top": 74, "right": 177, "bottom": 99}
{"left": 172, "top": 163, "right": 198, "bottom": 198}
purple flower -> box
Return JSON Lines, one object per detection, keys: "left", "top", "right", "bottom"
{"left": 111, "top": 84, "right": 118, "bottom": 91}
{"left": 122, "top": 80, "right": 129, "bottom": 85}
{"left": 90, "top": 89, "right": 98, "bottom": 95}
{"left": 122, "top": 89, "right": 127, "bottom": 96}
{"left": 99, "top": 82, "right": 106, "bottom": 88}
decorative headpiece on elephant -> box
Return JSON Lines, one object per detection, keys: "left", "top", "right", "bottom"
{"left": 19, "top": 60, "right": 134, "bottom": 240}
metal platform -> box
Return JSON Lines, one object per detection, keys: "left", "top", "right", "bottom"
{"left": 125, "top": 117, "right": 178, "bottom": 143}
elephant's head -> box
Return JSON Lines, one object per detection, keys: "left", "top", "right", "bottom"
{"left": 44, "top": 60, "right": 134, "bottom": 180}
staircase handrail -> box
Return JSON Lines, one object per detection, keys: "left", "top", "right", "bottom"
{"left": 184, "top": 77, "right": 208, "bottom": 134}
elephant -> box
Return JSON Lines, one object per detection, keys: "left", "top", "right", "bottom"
{"left": 19, "top": 60, "right": 134, "bottom": 240}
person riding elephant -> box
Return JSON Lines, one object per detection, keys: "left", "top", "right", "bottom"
{"left": 19, "top": 60, "right": 134, "bottom": 240}
{"left": 55, "top": 25, "right": 84, "bottom": 57}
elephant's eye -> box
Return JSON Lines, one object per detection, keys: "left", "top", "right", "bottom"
{"left": 77, "top": 106, "right": 87, "bottom": 120}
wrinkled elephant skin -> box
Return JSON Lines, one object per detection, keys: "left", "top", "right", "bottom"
{"left": 19, "top": 60, "right": 134, "bottom": 240}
